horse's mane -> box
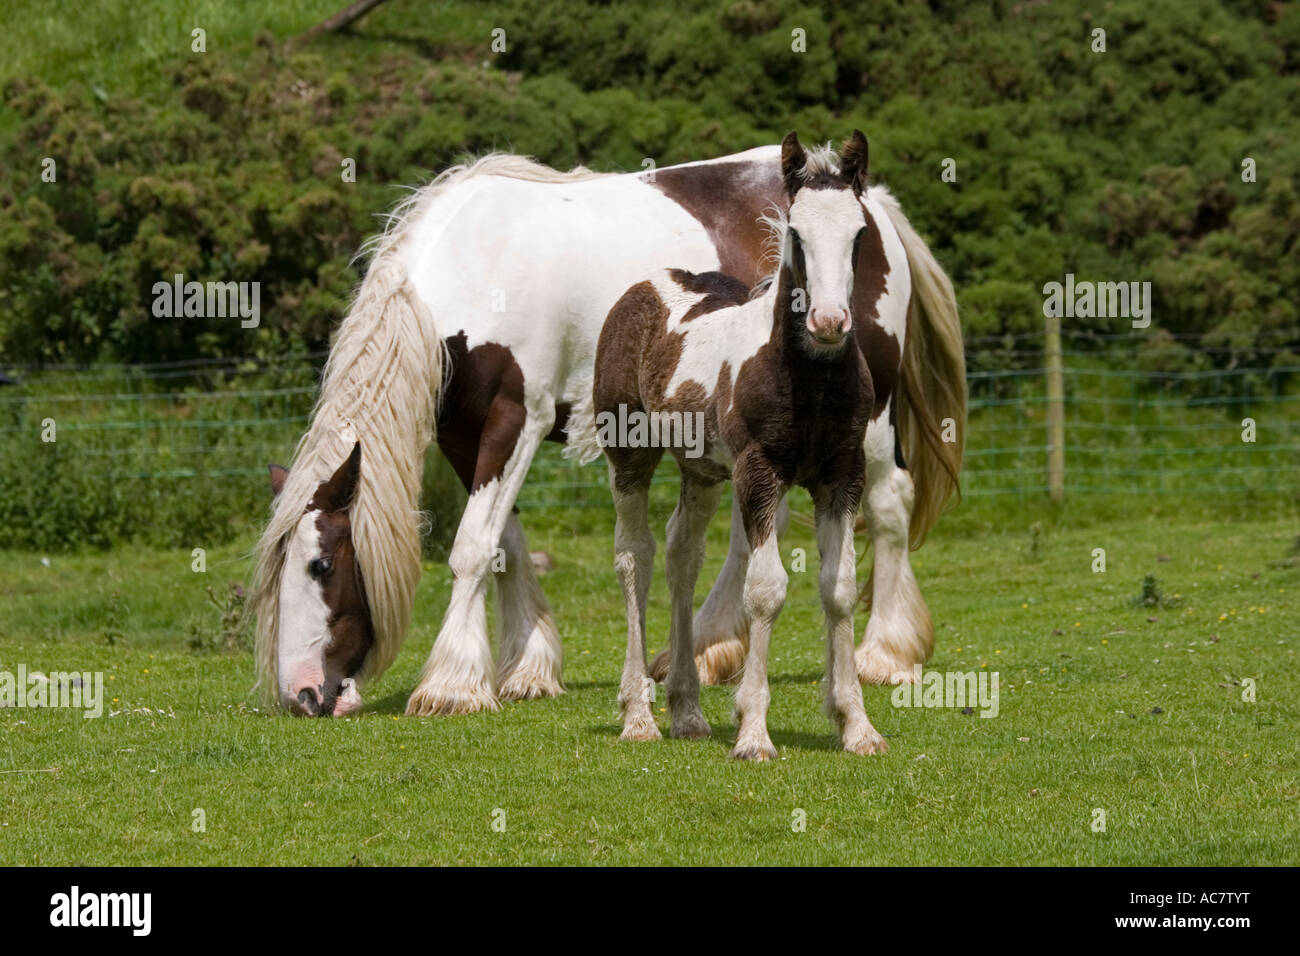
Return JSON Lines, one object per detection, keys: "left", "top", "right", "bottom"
{"left": 251, "top": 153, "right": 611, "bottom": 703}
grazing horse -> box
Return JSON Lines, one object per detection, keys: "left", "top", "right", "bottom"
{"left": 251, "top": 142, "right": 964, "bottom": 717}
{"left": 589, "top": 131, "right": 887, "bottom": 759}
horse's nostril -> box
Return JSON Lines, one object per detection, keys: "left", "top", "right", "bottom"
{"left": 297, "top": 687, "right": 320, "bottom": 716}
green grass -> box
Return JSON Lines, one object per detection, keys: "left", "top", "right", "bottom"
{"left": 1, "top": 503, "right": 1297, "bottom": 865}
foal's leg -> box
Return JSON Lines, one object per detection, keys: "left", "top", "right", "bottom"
{"left": 610, "top": 465, "right": 660, "bottom": 742}
{"left": 495, "top": 512, "right": 564, "bottom": 701}
{"left": 651, "top": 497, "right": 787, "bottom": 686}
{"left": 856, "top": 405, "right": 933, "bottom": 685}
{"left": 815, "top": 490, "right": 888, "bottom": 755}
{"left": 730, "top": 468, "right": 787, "bottom": 761}
{"left": 407, "top": 405, "right": 555, "bottom": 716}
{"left": 663, "top": 475, "right": 723, "bottom": 738}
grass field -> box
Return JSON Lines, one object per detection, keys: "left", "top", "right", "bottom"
{"left": 1, "top": 499, "right": 1297, "bottom": 865}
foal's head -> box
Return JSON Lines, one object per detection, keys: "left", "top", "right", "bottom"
{"left": 268, "top": 442, "right": 374, "bottom": 717}
{"left": 778, "top": 129, "right": 871, "bottom": 357}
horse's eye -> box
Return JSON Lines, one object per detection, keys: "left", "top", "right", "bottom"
{"left": 308, "top": 557, "right": 332, "bottom": 579}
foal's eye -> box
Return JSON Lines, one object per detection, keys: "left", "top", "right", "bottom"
{"left": 308, "top": 557, "right": 332, "bottom": 579}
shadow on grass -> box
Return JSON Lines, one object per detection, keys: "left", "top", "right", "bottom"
{"left": 584, "top": 720, "right": 857, "bottom": 754}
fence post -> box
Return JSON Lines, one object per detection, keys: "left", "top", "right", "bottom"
{"left": 1045, "top": 313, "right": 1065, "bottom": 502}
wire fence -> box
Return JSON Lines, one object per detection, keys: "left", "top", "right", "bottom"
{"left": 2, "top": 331, "right": 1298, "bottom": 516}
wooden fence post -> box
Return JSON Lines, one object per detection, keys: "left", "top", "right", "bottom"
{"left": 1045, "top": 312, "right": 1065, "bottom": 502}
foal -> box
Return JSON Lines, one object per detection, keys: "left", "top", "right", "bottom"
{"left": 593, "top": 131, "right": 887, "bottom": 760}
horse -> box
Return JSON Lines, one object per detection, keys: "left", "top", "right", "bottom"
{"left": 589, "top": 131, "right": 888, "bottom": 759}
{"left": 250, "top": 141, "right": 964, "bottom": 717}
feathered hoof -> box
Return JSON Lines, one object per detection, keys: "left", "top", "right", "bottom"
{"left": 497, "top": 666, "right": 565, "bottom": 703}
{"left": 729, "top": 735, "right": 777, "bottom": 762}
{"left": 855, "top": 643, "right": 922, "bottom": 687}
{"left": 843, "top": 727, "right": 889, "bottom": 756}
{"left": 649, "top": 638, "right": 746, "bottom": 686}
{"left": 669, "top": 711, "right": 712, "bottom": 739}
{"left": 405, "top": 680, "right": 500, "bottom": 716}
{"left": 620, "top": 713, "right": 662, "bottom": 742}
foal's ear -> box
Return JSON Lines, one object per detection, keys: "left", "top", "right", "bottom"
{"left": 319, "top": 442, "right": 362, "bottom": 513}
{"left": 781, "top": 131, "right": 807, "bottom": 197}
{"left": 840, "top": 129, "right": 869, "bottom": 196}
{"left": 269, "top": 464, "right": 289, "bottom": 497}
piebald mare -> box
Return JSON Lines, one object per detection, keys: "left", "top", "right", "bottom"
{"left": 251, "top": 143, "right": 963, "bottom": 717}
{"left": 591, "top": 132, "right": 887, "bottom": 759}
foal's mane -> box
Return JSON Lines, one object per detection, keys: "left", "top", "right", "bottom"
{"left": 251, "top": 153, "right": 611, "bottom": 702}
{"left": 751, "top": 143, "right": 859, "bottom": 299}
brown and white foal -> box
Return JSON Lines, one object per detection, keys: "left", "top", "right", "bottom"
{"left": 592, "top": 132, "right": 888, "bottom": 759}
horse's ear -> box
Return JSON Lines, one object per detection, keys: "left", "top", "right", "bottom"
{"left": 319, "top": 442, "right": 362, "bottom": 513}
{"left": 840, "top": 129, "right": 869, "bottom": 196}
{"left": 781, "top": 131, "right": 807, "bottom": 197}
{"left": 269, "top": 464, "right": 289, "bottom": 497}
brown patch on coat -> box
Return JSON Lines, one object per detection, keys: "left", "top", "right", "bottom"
{"left": 300, "top": 444, "right": 373, "bottom": 713}
{"left": 436, "top": 334, "right": 572, "bottom": 493}
{"left": 311, "top": 507, "right": 373, "bottom": 710}
{"left": 848, "top": 214, "right": 901, "bottom": 419}
{"left": 593, "top": 281, "right": 673, "bottom": 491}
{"left": 435, "top": 333, "right": 529, "bottom": 493}
{"left": 669, "top": 269, "right": 751, "bottom": 322}
{"left": 652, "top": 160, "right": 786, "bottom": 286}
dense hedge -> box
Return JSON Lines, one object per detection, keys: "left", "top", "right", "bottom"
{"left": 1, "top": 0, "right": 1298, "bottom": 369}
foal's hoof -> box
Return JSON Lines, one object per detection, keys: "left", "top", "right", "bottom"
{"left": 843, "top": 728, "right": 889, "bottom": 755}
{"left": 729, "top": 737, "right": 778, "bottom": 762}
{"left": 669, "top": 712, "right": 712, "bottom": 739}
{"left": 620, "top": 713, "right": 662, "bottom": 742}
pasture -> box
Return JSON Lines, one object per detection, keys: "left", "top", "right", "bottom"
{"left": 2, "top": 0, "right": 1299, "bottom": 872}
{"left": 2, "top": 502, "right": 1296, "bottom": 865}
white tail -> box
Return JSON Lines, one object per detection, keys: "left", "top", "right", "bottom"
{"left": 873, "top": 186, "right": 966, "bottom": 547}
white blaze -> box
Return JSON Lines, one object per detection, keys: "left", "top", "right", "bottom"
{"left": 277, "top": 509, "right": 331, "bottom": 703}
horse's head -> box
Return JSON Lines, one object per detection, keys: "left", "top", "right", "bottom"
{"left": 779, "top": 129, "right": 870, "bottom": 356}
{"left": 268, "top": 441, "right": 374, "bottom": 717}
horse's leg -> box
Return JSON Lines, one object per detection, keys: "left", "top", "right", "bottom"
{"left": 651, "top": 496, "right": 785, "bottom": 686}
{"left": 610, "top": 464, "right": 660, "bottom": 742}
{"left": 495, "top": 512, "right": 564, "bottom": 701}
{"left": 815, "top": 488, "right": 888, "bottom": 755}
{"left": 407, "top": 405, "right": 554, "bottom": 716}
{"left": 856, "top": 404, "right": 933, "bottom": 685}
{"left": 730, "top": 465, "right": 786, "bottom": 761}
{"left": 663, "top": 475, "right": 723, "bottom": 739}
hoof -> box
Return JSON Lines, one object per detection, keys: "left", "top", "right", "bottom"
{"left": 405, "top": 680, "right": 499, "bottom": 716}
{"left": 498, "top": 667, "right": 565, "bottom": 703}
{"left": 855, "top": 643, "right": 923, "bottom": 687}
{"left": 620, "top": 713, "right": 662, "bottom": 742}
{"left": 669, "top": 712, "right": 712, "bottom": 739}
{"left": 651, "top": 639, "right": 746, "bottom": 686}
{"left": 843, "top": 728, "right": 889, "bottom": 755}
{"left": 729, "top": 736, "right": 777, "bottom": 761}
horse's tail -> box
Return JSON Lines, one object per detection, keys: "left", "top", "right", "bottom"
{"left": 251, "top": 238, "right": 444, "bottom": 705}
{"left": 875, "top": 186, "right": 965, "bottom": 548}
